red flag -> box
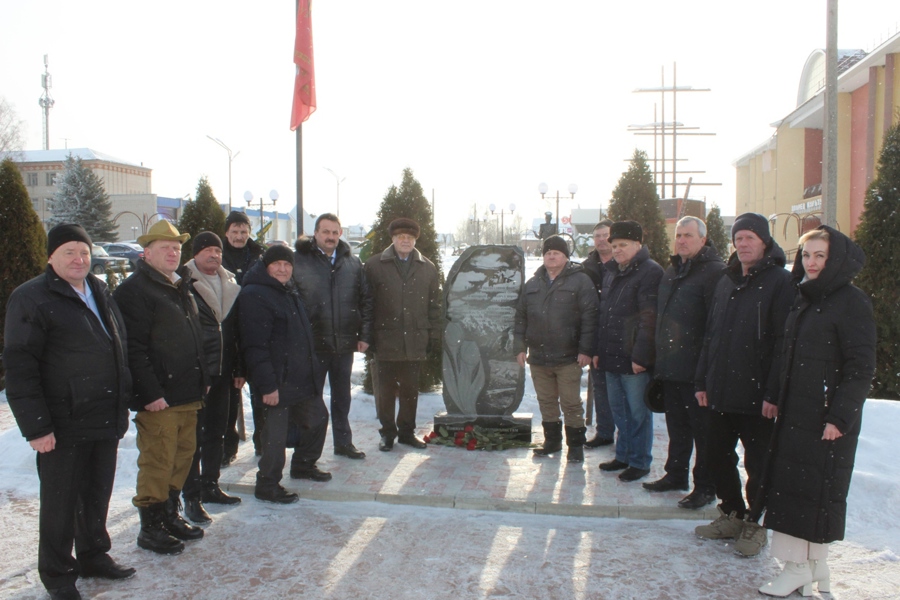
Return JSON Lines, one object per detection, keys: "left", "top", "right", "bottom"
{"left": 290, "top": 0, "right": 316, "bottom": 130}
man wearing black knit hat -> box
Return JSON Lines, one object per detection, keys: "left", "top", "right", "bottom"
{"left": 694, "top": 212, "right": 794, "bottom": 557}
{"left": 364, "top": 218, "right": 441, "bottom": 451}
{"left": 514, "top": 235, "right": 599, "bottom": 463}
{"left": 181, "top": 232, "right": 244, "bottom": 524}
{"left": 5, "top": 223, "right": 135, "bottom": 599}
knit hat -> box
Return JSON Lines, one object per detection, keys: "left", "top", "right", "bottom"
{"left": 389, "top": 218, "right": 420, "bottom": 238}
{"left": 609, "top": 221, "right": 643, "bottom": 243}
{"left": 192, "top": 232, "right": 223, "bottom": 257}
{"left": 262, "top": 244, "right": 294, "bottom": 267}
{"left": 732, "top": 212, "right": 772, "bottom": 246}
{"left": 542, "top": 235, "right": 570, "bottom": 257}
{"left": 137, "top": 220, "right": 190, "bottom": 247}
{"left": 225, "top": 210, "right": 251, "bottom": 230}
{"left": 47, "top": 223, "right": 92, "bottom": 257}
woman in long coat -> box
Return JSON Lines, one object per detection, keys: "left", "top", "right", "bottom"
{"left": 758, "top": 225, "right": 876, "bottom": 597}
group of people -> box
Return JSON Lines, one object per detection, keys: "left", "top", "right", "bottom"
{"left": 3, "top": 212, "right": 439, "bottom": 600}
{"left": 516, "top": 214, "right": 876, "bottom": 597}
{"left": 4, "top": 206, "right": 876, "bottom": 600}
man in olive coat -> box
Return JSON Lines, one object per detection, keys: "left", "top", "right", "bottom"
{"left": 364, "top": 218, "right": 441, "bottom": 451}
{"left": 4, "top": 224, "right": 135, "bottom": 600}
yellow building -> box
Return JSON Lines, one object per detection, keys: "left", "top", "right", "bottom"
{"left": 735, "top": 31, "right": 900, "bottom": 257}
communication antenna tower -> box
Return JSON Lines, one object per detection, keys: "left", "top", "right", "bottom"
{"left": 39, "top": 54, "right": 55, "bottom": 150}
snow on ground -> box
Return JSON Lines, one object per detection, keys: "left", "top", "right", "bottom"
{"left": 1, "top": 252, "right": 898, "bottom": 599}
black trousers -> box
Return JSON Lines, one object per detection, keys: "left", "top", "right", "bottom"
{"left": 662, "top": 381, "right": 714, "bottom": 494}
{"left": 374, "top": 360, "right": 420, "bottom": 438}
{"left": 256, "top": 396, "right": 328, "bottom": 488}
{"left": 223, "top": 384, "right": 241, "bottom": 458}
{"left": 36, "top": 439, "right": 118, "bottom": 590}
{"left": 184, "top": 375, "right": 232, "bottom": 499}
{"left": 314, "top": 352, "right": 355, "bottom": 447}
{"left": 707, "top": 409, "right": 775, "bottom": 520}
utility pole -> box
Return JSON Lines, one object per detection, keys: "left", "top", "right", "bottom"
{"left": 822, "top": 0, "right": 839, "bottom": 226}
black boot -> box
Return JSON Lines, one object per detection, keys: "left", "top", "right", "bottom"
{"left": 533, "top": 421, "right": 563, "bottom": 456}
{"left": 183, "top": 496, "right": 212, "bottom": 524}
{"left": 565, "top": 425, "right": 587, "bottom": 463}
{"left": 137, "top": 504, "right": 184, "bottom": 555}
{"left": 163, "top": 490, "right": 204, "bottom": 541}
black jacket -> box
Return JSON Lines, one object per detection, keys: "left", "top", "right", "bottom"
{"left": 514, "top": 261, "right": 599, "bottom": 366}
{"left": 4, "top": 267, "right": 131, "bottom": 443}
{"left": 762, "top": 226, "right": 876, "bottom": 543}
{"left": 185, "top": 260, "right": 242, "bottom": 379}
{"left": 695, "top": 242, "right": 794, "bottom": 415}
{"left": 238, "top": 261, "right": 318, "bottom": 405}
{"left": 222, "top": 238, "right": 264, "bottom": 286}
{"left": 654, "top": 243, "right": 726, "bottom": 383}
{"left": 595, "top": 246, "right": 664, "bottom": 373}
{"left": 581, "top": 249, "right": 614, "bottom": 297}
{"left": 293, "top": 238, "right": 373, "bottom": 355}
{"left": 113, "top": 260, "right": 208, "bottom": 411}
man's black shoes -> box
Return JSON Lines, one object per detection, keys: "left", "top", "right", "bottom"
{"left": 642, "top": 476, "right": 690, "bottom": 492}
{"left": 584, "top": 434, "right": 614, "bottom": 448}
{"left": 379, "top": 436, "right": 395, "bottom": 451}
{"left": 255, "top": 485, "right": 299, "bottom": 504}
{"left": 678, "top": 490, "right": 716, "bottom": 510}
{"left": 397, "top": 435, "right": 427, "bottom": 449}
{"left": 290, "top": 465, "right": 333, "bottom": 482}
{"left": 599, "top": 459, "right": 629, "bottom": 472}
{"left": 618, "top": 467, "right": 651, "bottom": 482}
{"left": 335, "top": 444, "right": 366, "bottom": 459}
{"left": 78, "top": 554, "right": 136, "bottom": 580}
{"left": 201, "top": 484, "right": 242, "bottom": 505}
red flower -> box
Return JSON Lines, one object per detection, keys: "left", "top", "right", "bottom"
{"left": 454, "top": 438, "right": 465, "bottom": 446}
{"left": 455, "top": 431, "right": 466, "bottom": 439}
{"left": 466, "top": 439, "right": 477, "bottom": 451}
{"left": 464, "top": 425, "right": 474, "bottom": 433}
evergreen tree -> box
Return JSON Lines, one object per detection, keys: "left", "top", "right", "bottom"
{"left": 608, "top": 149, "right": 670, "bottom": 264}
{"left": 177, "top": 177, "right": 226, "bottom": 264}
{"left": 365, "top": 167, "right": 444, "bottom": 393}
{"left": 705, "top": 204, "right": 730, "bottom": 257}
{"left": 49, "top": 154, "right": 118, "bottom": 242}
{"left": 854, "top": 120, "right": 900, "bottom": 400}
{"left": 0, "top": 158, "right": 47, "bottom": 388}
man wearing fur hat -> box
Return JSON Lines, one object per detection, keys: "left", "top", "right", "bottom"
{"left": 514, "top": 235, "right": 599, "bottom": 463}
{"left": 180, "top": 232, "right": 244, "bottom": 524}
{"left": 364, "top": 218, "right": 441, "bottom": 452}
{"left": 113, "top": 220, "right": 207, "bottom": 555}
{"left": 694, "top": 212, "right": 794, "bottom": 557}
{"left": 4, "top": 223, "right": 135, "bottom": 599}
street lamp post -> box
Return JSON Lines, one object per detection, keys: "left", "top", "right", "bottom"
{"left": 243, "top": 189, "right": 279, "bottom": 243}
{"left": 323, "top": 167, "right": 346, "bottom": 219}
{"left": 131, "top": 226, "right": 137, "bottom": 240}
{"left": 489, "top": 203, "right": 516, "bottom": 244}
{"left": 207, "top": 136, "right": 240, "bottom": 212}
{"left": 537, "top": 182, "right": 578, "bottom": 236}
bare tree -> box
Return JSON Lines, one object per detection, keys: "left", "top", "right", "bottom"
{"left": 0, "top": 97, "right": 27, "bottom": 155}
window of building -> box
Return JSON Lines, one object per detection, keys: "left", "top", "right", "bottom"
{"left": 45, "top": 172, "right": 57, "bottom": 186}
{"left": 27, "top": 172, "right": 38, "bottom": 186}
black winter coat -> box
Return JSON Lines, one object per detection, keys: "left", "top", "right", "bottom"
{"left": 238, "top": 262, "right": 318, "bottom": 405}
{"left": 595, "top": 246, "right": 664, "bottom": 373}
{"left": 581, "top": 249, "right": 614, "bottom": 297}
{"left": 222, "top": 238, "right": 264, "bottom": 286}
{"left": 695, "top": 242, "right": 794, "bottom": 415}
{"left": 762, "top": 226, "right": 876, "bottom": 544}
{"left": 113, "top": 260, "right": 208, "bottom": 411}
{"left": 185, "top": 260, "right": 242, "bottom": 379}
{"left": 293, "top": 238, "right": 373, "bottom": 355}
{"left": 4, "top": 267, "right": 131, "bottom": 443}
{"left": 655, "top": 243, "right": 726, "bottom": 383}
{"left": 514, "top": 261, "right": 599, "bottom": 366}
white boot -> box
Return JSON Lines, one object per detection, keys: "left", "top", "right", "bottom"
{"left": 810, "top": 558, "right": 831, "bottom": 593}
{"left": 758, "top": 561, "right": 814, "bottom": 597}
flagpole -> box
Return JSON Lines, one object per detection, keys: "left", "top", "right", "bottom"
{"left": 295, "top": 0, "right": 304, "bottom": 238}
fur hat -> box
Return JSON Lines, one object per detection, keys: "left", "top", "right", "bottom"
{"left": 542, "top": 235, "right": 570, "bottom": 258}
{"left": 262, "top": 244, "right": 294, "bottom": 267}
{"left": 138, "top": 220, "right": 190, "bottom": 247}
{"left": 732, "top": 212, "right": 772, "bottom": 246}
{"left": 389, "top": 218, "right": 420, "bottom": 238}
{"left": 192, "top": 232, "right": 223, "bottom": 257}
{"left": 47, "top": 223, "right": 92, "bottom": 257}
{"left": 609, "top": 221, "right": 643, "bottom": 243}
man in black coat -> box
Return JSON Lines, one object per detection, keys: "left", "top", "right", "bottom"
{"left": 594, "top": 221, "right": 664, "bottom": 483}
{"left": 220, "top": 210, "right": 265, "bottom": 463}
{"left": 181, "top": 232, "right": 244, "bottom": 524}
{"left": 644, "top": 216, "right": 726, "bottom": 510}
{"left": 514, "top": 235, "right": 599, "bottom": 463}
{"left": 239, "top": 245, "right": 330, "bottom": 503}
{"left": 694, "top": 213, "right": 794, "bottom": 557}
{"left": 114, "top": 220, "right": 207, "bottom": 555}
{"left": 4, "top": 224, "right": 135, "bottom": 600}
{"left": 293, "top": 213, "right": 373, "bottom": 460}
{"left": 581, "top": 219, "right": 616, "bottom": 449}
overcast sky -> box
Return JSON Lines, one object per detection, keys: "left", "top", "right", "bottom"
{"left": 2, "top": 1, "right": 898, "bottom": 233}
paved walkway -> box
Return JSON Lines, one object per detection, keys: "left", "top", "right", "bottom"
{"left": 219, "top": 417, "right": 721, "bottom": 522}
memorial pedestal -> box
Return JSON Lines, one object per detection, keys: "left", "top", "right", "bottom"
{"left": 433, "top": 412, "right": 533, "bottom": 443}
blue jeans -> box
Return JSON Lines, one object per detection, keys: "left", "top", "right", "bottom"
{"left": 590, "top": 367, "right": 615, "bottom": 439}
{"left": 605, "top": 371, "right": 653, "bottom": 470}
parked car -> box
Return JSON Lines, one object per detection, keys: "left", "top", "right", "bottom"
{"left": 100, "top": 242, "right": 143, "bottom": 270}
{"left": 91, "top": 244, "right": 130, "bottom": 275}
